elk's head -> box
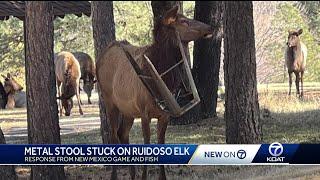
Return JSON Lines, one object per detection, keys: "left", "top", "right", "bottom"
{"left": 287, "top": 29, "right": 303, "bottom": 48}
{"left": 60, "top": 97, "right": 73, "bottom": 116}
{"left": 154, "top": 6, "right": 213, "bottom": 44}
{"left": 1, "top": 73, "right": 23, "bottom": 95}
{"left": 58, "top": 68, "right": 76, "bottom": 116}
{"left": 83, "top": 73, "right": 96, "bottom": 98}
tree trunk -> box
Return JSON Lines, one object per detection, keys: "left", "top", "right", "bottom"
{"left": 193, "top": 1, "right": 223, "bottom": 119}
{"left": 25, "top": 2, "right": 65, "bottom": 179}
{"left": 0, "top": 128, "right": 17, "bottom": 180}
{"left": 151, "top": 1, "right": 183, "bottom": 24}
{"left": 223, "top": 1, "right": 262, "bottom": 144}
{"left": 92, "top": 1, "right": 116, "bottom": 144}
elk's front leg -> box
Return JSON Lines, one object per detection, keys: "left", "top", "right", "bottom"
{"left": 76, "top": 82, "right": 84, "bottom": 115}
{"left": 157, "top": 115, "right": 169, "bottom": 180}
{"left": 288, "top": 71, "right": 293, "bottom": 96}
{"left": 88, "top": 94, "right": 92, "bottom": 104}
{"left": 300, "top": 71, "right": 304, "bottom": 98}
{"left": 294, "top": 72, "right": 300, "bottom": 96}
{"left": 57, "top": 81, "right": 63, "bottom": 116}
{"left": 141, "top": 115, "right": 151, "bottom": 180}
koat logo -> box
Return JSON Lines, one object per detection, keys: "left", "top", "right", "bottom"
{"left": 268, "top": 142, "right": 283, "bottom": 157}
{"left": 267, "top": 142, "right": 285, "bottom": 162}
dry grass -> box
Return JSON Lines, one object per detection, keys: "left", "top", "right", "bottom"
{"left": 259, "top": 91, "right": 320, "bottom": 143}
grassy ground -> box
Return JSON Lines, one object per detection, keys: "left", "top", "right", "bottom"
{"left": 63, "top": 92, "right": 320, "bottom": 179}
{"left": 2, "top": 84, "right": 320, "bottom": 179}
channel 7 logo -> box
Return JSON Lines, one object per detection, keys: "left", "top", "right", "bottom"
{"left": 267, "top": 142, "right": 285, "bottom": 162}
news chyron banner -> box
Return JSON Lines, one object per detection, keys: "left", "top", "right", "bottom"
{"left": 0, "top": 143, "right": 319, "bottom": 165}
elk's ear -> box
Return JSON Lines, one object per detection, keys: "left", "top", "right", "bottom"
{"left": 298, "top": 29, "right": 303, "bottom": 35}
{"left": 163, "top": 6, "right": 179, "bottom": 25}
{"left": 7, "top": 73, "right": 11, "bottom": 79}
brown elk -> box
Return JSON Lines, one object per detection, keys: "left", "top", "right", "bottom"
{"left": 55, "top": 51, "right": 83, "bottom": 116}
{"left": 72, "top": 52, "right": 97, "bottom": 104}
{"left": 1, "top": 73, "right": 26, "bottom": 109}
{"left": 285, "top": 29, "right": 307, "bottom": 98}
{"left": 96, "top": 6, "right": 213, "bottom": 180}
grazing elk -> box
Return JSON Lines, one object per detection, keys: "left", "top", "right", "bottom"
{"left": 285, "top": 29, "right": 307, "bottom": 98}
{"left": 1, "top": 73, "right": 26, "bottom": 109}
{"left": 96, "top": 6, "right": 213, "bottom": 180}
{"left": 55, "top": 51, "right": 83, "bottom": 116}
{"left": 72, "top": 52, "right": 97, "bottom": 104}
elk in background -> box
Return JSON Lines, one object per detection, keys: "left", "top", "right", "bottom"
{"left": 1, "top": 73, "right": 26, "bottom": 109}
{"left": 285, "top": 29, "right": 307, "bottom": 98}
{"left": 55, "top": 51, "right": 83, "bottom": 116}
{"left": 72, "top": 52, "right": 97, "bottom": 104}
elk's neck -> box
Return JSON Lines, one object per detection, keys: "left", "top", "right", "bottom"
{"left": 6, "top": 93, "right": 15, "bottom": 109}
{"left": 148, "top": 41, "right": 183, "bottom": 73}
{"left": 290, "top": 42, "right": 303, "bottom": 61}
{"left": 146, "top": 39, "right": 189, "bottom": 92}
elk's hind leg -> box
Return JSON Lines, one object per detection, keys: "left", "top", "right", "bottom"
{"left": 76, "top": 81, "right": 84, "bottom": 115}
{"left": 106, "top": 103, "right": 121, "bottom": 180}
{"left": 79, "top": 81, "right": 83, "bottom": 105}
{"left": 118, "top": 115, "right": 135, "bottom": 180}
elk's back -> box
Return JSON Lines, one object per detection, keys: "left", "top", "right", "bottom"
{"left": 73, "top": 52, "right": 96, "bottom": 78}
{"left": 54, "top": 51, "right": 81, "bottom": 83}
{"left": 96, "top": 42, "right": 160, "bottom": 118}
